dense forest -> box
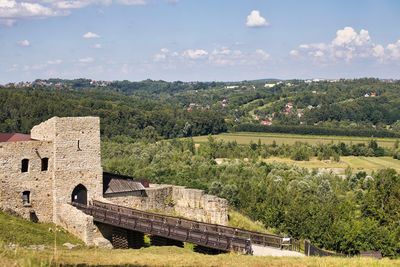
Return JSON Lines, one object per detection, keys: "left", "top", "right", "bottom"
{"left": 102, "top": 138, "right": 400, "bottom": 257}
{"left": 2, "top": 78, "right": 400, "bottom": 138}
{"left": 0, "top": 88, "right": 226, "bottom": 139}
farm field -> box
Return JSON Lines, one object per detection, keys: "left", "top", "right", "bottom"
{"left": 263, "top": 156, "right": 400, "bottom": 174}
{"left": 192, "top": 132, "right": 398, "bottom": 148}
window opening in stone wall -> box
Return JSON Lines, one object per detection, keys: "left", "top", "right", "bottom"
{"left": 41, "top": 157, "right": 49, "bottom": 171}
{"left": 22, "top": 191, "right": 30, "bottom": 206}
{"left": 21, "top": 159, "right": 29, "bottom": 173}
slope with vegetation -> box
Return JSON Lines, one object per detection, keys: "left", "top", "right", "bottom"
{"left": 1, "top": 205, "right": 399, "bottom": 266}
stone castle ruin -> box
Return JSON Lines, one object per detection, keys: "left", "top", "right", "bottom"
{"left": 0, "top": 117, "right": 228, "bottom": 245}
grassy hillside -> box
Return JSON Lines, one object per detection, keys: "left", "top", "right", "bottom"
{"left": 0, "top": 211, "right": 82, "bottom": 247}
{"left": 192, "top": 132, "right": 398, "bottom": 148}
{"left": 228, "top": 210, "right": 274, "bottom": 234}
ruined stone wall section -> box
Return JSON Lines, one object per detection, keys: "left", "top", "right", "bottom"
{"left": 107, "top": 184, "right": 228, "bottom": 225}
{"left": 31, "top": 117, "right": 57, "bottom": 141}
{"left": 0, "top": 140, "right": 54, "bottom": 222}
{"left": 172, "top": 186, "right": 228, "bottom": 225}
{"left": 58, "top": 204, "right": 97, "bottom": 245}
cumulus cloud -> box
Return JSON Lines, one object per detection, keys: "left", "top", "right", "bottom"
{"left": 182, "top": 49, "right": 208, "bottom": 59}
{"left": 246, "top": 10, "right": 268, "bottom": 28}
{"left": 153, "top": 48, "right": 177, "bottom": 62}
{"left": 83, "top": 31, "right": 100, "bottom": 38}
{"left": 290, "top": 26, "right": 400, "bottom": 63}
{"left": 0, "top": 1, "right": 146, "bottom": 25}
{"left": 0, "top": 1, "right": 63, "bottom": 19}
{"left": 78, "top": 57, "right": 94, "bottom": 63}
{"left": 387, "top": 40, "right": 400, "bottom": 60}
{"left": 17, "top": 39, "right": 30, "bottom": 46}
{"left": 255, "top": 49, "right": 270, "bottom": 60}
{"left": 92, "top": 43, "right": 102, "bottom": 48}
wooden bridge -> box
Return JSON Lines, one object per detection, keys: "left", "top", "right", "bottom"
{"left": 72, "top": 200, "right": 302, "bottom": 255}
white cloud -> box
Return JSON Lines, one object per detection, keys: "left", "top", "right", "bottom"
{"left": 116, "top": 0, "right": 146, "bottom": 5}
{"left": 246, "top": 10, "right": 268, "bottom": 28}
{"left": 255, "top": 49, "right": 270, "bottom": 60}
{"left": 182, "top": 49, "right": 208, "bottom": 59}
{"left": 372, "top": 45, "right": 385, "bottom": 59}
{"left": 47, "top": 59, "right": 63, "bottom": 64}
{"left": 78, "top": 57, "right": 94, "bottom": 63}
{"left": 83, "top": 31, "right": 100, "bottom": 38}
{"left": 152, "top": 46, "right": 271, "bottom": 67}
{"left": 209, "top": 47, "right": 270, "bottom": 66}
{"left": 17, "top": 39, "right": 30, "bottom": 46}
{"left": 387, "top": 40, "right": 400, "bottom": 60}
{"left": 93, "top": 43, "right": 102, "bottom": 48}
{"left": 289, "top": 49, "right": 299, "bottom": 57}
{"left": 290, "top": 26, "right": 399, "bottom": 63}
{"left": 0, "top": 1, "right": 145, "bottom": 25}
{"left": 153, "top": 48, "right": 175, "bottom": 62}
{"left": 0, "top": 1, "right": 63, "bottom": 19}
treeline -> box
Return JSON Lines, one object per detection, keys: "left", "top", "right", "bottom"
{"left": 102, "top": 139, "right": 400, "bottom": 257}
{"left": 0, "top": 88, "right": 227, "bottom": 139}
{"left": 197, "top": 137, "right": 387, "bottom": 162}
{"left": 233, "top": 123, "right": 400, "bottom": 138}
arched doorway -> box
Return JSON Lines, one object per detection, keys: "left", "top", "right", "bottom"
{"left": 71, "top": 184, "right": 88, "bottom": 205}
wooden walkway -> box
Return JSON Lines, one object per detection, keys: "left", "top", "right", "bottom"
{"left": 73, "top": 200, "right": 302, "bottom": 254}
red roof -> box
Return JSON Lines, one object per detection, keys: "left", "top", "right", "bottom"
{"left": 0, "top": 133, "right": 32, "bottom": 142}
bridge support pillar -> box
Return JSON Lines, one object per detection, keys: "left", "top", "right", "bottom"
{"left": 151, "top": 235, "right": 184, "bottom": 248}
{"left": 111, "top": 227, "right": 145, "bottom": 249}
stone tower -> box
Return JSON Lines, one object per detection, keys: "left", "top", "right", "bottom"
{"left": 31, "top": 117, "right": 103, "bottom": 224}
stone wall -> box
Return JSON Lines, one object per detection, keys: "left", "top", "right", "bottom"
{"left": 0, "top": 140, "right": 54, "bottom": 222}
{"left": 172, "top": 186, "right": 228, "bottom": 225}
{"left": 106, "top": 184, "right": 228, "bottom": 225}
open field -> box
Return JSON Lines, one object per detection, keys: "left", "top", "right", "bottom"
{"left": 192, "top": 132, "right": 399, "bottom": 148}
{"left": 263, "top": 156, "right": 400, "bottom": 174}
{"left": 1, "top": 246, "right": 399, "bottom": 267}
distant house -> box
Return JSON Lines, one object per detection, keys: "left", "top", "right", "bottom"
{"left": 225, "top": 85, "right": 239, "bottom": 89}
{"left": 283, "top": 102, "right": 294, "bottom": 114}
{"left": 264, "top": 83, "right": 276, "bottom": 88}
{"left": 297, "top": 109, "right": 304, "bottom": 118}
{"left": 261, "top": 119, "right": 272, "bottom": 126}
{"left": 370, "top": 91, "right": 377, "bottom": 97}
{"left": 364, "top": 93, "right": 370, "bottom": 97}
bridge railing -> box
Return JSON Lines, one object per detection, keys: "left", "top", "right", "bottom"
{"left": 88, "top": 200, "right": 297, "bottom": 251}
{"left": 73, "top": 201, "right": 253, "bottom": 254}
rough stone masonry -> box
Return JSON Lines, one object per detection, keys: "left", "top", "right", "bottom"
{"left": 0, "top": 116, "right": 228, "bottom": 245}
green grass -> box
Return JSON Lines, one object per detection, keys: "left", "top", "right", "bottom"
{"left": 192, "top": 132, "right": 398, "bottom": 148}
{"left": 228, "top": 210, "right": 274, "bottom": 234}
{"left": 0, "top": 211, "right": 83, "bottom": 247}
{"left": 263, "top": 156, "right": 400, "bottom": 174}
{"left": 1, "top": 211, "right": 399, "bottom": 266}
{"left": 1, "top": 246, "right": 400, "bottom": 267}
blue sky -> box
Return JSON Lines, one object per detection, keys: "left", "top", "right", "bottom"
{"left": 1, "top": 0, "right": 400, "bottom": 83}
